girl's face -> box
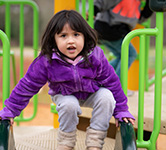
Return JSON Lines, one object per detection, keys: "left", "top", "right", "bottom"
{"left": 55, "top": 23, "right": 84, "bottom": 60}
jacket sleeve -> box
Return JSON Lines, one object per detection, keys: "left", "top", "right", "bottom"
{"left": 95, "top": 48, "right": 135, "bottom": 121}
{"left": 0, "top": 55, "right": 48, "bottom": 120}
{"left": 138, "top": 0, "right": 153, "bottom": 24}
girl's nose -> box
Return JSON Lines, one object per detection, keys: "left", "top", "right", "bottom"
{"left": 67, "top": 37, "right": 74, "bottom": 43}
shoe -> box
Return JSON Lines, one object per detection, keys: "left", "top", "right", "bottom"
{"left": 87, "top": 147, "right": 100, "bottom": 150}
{"left": 127, "top": 90, "right": 134, "bottom": 97}
{"left": 56, "top": 145, "right": 73, "bottom": 150}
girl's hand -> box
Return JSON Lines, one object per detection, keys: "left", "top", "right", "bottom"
{"left": 123, "top": 117, "right": 135, "bottom": 126}
{"left": 9, "top": 118, "right": 14, "bottom": 125}
{"left": 115, "top": 119, "right": 119, "bottom": 127}
{"left": 115, "top": 118, "right": 135, "bottom": 127}
{"left": 0, "top": 117, "right": 14, "bottom": 125}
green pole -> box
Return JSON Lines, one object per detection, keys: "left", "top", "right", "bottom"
{"left": 137, "top": 34, "right": 145, "bottom": 142}
{"left": 0, "top": 0, "right": 39, "bottom": 123}
{"left": 0, "top": 30, "right": 10, "bottom": 108}
{"left": 75, "top": 0, "right": 79, "bottom": 12}
{"left": 88, "top": 0, "right": 94, "bottom": 28}
{"left": 121, "top": 28, "right": 157, "bottom": 95}
{"left": 149, "top": 12, "right": 163, "bottom": 150}
{"left": 5, "top": 3, "right": 10, "bottom": 40}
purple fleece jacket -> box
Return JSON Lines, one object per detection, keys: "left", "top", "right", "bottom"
{"left": 0, "top": 46, "right": 134, "bottom": 122}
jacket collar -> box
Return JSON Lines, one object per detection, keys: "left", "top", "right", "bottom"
{"left": 51, "top": 48, "right": 94, "bottom": 64}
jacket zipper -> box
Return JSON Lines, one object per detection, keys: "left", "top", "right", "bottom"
{"left": 73, "top": 65, "right": 82, "bottom": 91}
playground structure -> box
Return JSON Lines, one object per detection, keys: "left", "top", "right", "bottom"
{"left": 0, "top": 0, "right": 166, "bottom": 149}
{"left": 0, "top": 0, "right": 39, "bottom": 126}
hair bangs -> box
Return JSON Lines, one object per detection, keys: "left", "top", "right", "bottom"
{"left": 68, "top": 16, "right": 83, "bottom": 33}
{"left": 56, "top": 18, "right": 68, "bottom": 34}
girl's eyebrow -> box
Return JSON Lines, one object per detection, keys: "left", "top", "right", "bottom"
{"left": 58, "top": 31, "right": 67, "bottom": 35}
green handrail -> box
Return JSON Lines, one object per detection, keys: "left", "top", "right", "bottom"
{"left": 121, "top": 12, "right": 163, "bottom": 150}
{"left": 0, "top": 30, "right": 10, "bottom": 108}
{"left": 0, "top": 0, "right": 39, "bottom": 125}
{"left": 0, "top": 51, "right": 17, "bottom": 86}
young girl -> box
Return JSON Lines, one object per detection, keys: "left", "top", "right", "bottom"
{"left": 0, "top": 10, "right": 135, "bottom": 150}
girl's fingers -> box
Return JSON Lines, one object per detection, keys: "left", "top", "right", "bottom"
{"left": 0, "top": 117, "right": 14, "bottom": 125}
{"left": 128, "top": 118, "right": 135, "bottom": 125}
{"left": 123, "top": 117, "right": 129, "bottom": 123}
{"left": 9, "top": 118, "right": 14, "bottom": 125}
{"left": 115, "top": 119, "right": 119, "bottom": 127}
{"left": 123, "top": 117, "right": 135, "bottom": 125}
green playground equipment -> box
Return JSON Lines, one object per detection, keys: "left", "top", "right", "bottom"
{"left": 1, "top": 0, "right": 165, "bottom": 149}
{"left": 75, "top": 0, "right": 165, "bottom": 90}
{"left": 0, "top": 50, "right": 17, "bottom": 86}
{"left": 76, "top": 0, "right": 165, "bottom": 149}
{"left": 0, "top": 0, "right": 39, "bottom": 125}
{"left": 0, "top": 30, "right": 16, "bottom": 150}
{"left": 121, "top": 7, "right": 165, "bottom": 150}
{"left": 0, "top": 30, "right": 10, "bottom": 107}
{"left": 76, "top": 0, "right": 94, "bottom": 28}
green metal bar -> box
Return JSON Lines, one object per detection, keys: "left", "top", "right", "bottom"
{"left": 5, "top": 3, "right": 10, "bottom": 40}
{"left": 144, "top": 18, "right": 166, "bottom": 91}
{"left": 148, "top": 76, "right": 155, "bottom": 87}
{"left": 19, "top": 4, "right": 24, "bottom": 79}
{"left": 145, "top": 35, "right": 150, "bottom": 91}
{"left": 82, "top": 0, "right": 86, "bottom": 19}
{"left": 121, "top": 12, "right": 163, "bottom": 149}
{"left": 0, "top": 30, "right": 10, "bottom": 108}
{"left": 31, "top": 0, "right": 39, "bottom": 124}
{"left": 10, "top": 51, "right": 17, "bottom": 86}
{"left": 142, "top": 19, "right": 151, "bottom": 91}
{"left": 17, "top": 3, "right": 24, "bottom": 125}
{"left": 0, "top": 51, "right": 17, "bottom": 86}
{"left": 121, "top": 28, "right": 157, "bottom": 95}
{"left": 137, "top": 35, "right": 145, "bottom": 142}
{"left": 162, "top": 68, "right": 166, "bottom": 77}
{"left": 88, "top": 0, "right": 94, "bottom": 28}
{"left": 76, "top": 0, "right": 94, "bottom": 28}
{"left": 148, "top": 12, "right": 163, "bottom": 150}
{"left": 0, "top": 0, "right": 39, "bottom": 124}
{"left": 75, "top": 0, "right": 79, "bottom": 12}
{"left": 33, "top": 1, "right": 39, "bottom": 57}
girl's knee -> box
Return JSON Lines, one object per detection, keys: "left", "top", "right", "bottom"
{"left": 96, "top": 88, "right": 116, "bottom": 107}
{"left": 56, "top": 96, "right": 80, "bottom": 114}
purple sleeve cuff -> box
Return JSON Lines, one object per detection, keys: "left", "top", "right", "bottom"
{"left": 0, "top": 107, "right": 15, "bottom": 120}
{"left": 114, "top": 111, "right": 135, "bottom": 122}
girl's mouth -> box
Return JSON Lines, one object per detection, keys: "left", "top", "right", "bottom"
{"left": 67, "top": 46, "right": 76, "bottom": 50}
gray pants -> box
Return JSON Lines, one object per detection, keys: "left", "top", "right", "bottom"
{"left": 51, "top": 88, "right": 116, "bottom": 132}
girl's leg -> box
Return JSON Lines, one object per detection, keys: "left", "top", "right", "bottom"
{"left": 52, "top": 94, "right": 82, "bottom": 149}
{"left": 100, "top": 39, "right": 137, "bottom": 79}
{"left": 52, "top": 94, "right": 82, "bottom": 132}
{"left": 100, "top": 39, "right": 122, "bottom": 78}
{"left": 128, "top": 43, "right": 137, "bottom": 68}
{"left": 82, "top": 88, "right": 116, "bottom": 149}
{"left": 82, "top": 88, "right": 116, "bottom": 131}
{"left": 111, "top": 40, "right": 137, "bottom": 79}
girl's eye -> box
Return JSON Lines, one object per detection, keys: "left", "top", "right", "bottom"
{"left": 74, "top": 33, "right": 79, "bottom": 37}
{"left": 61, "top": 34, "right": 66, "bottom": 37}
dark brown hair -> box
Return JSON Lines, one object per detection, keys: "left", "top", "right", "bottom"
{"left": 41, "top": 10, "right": 98, "bottom": 63}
